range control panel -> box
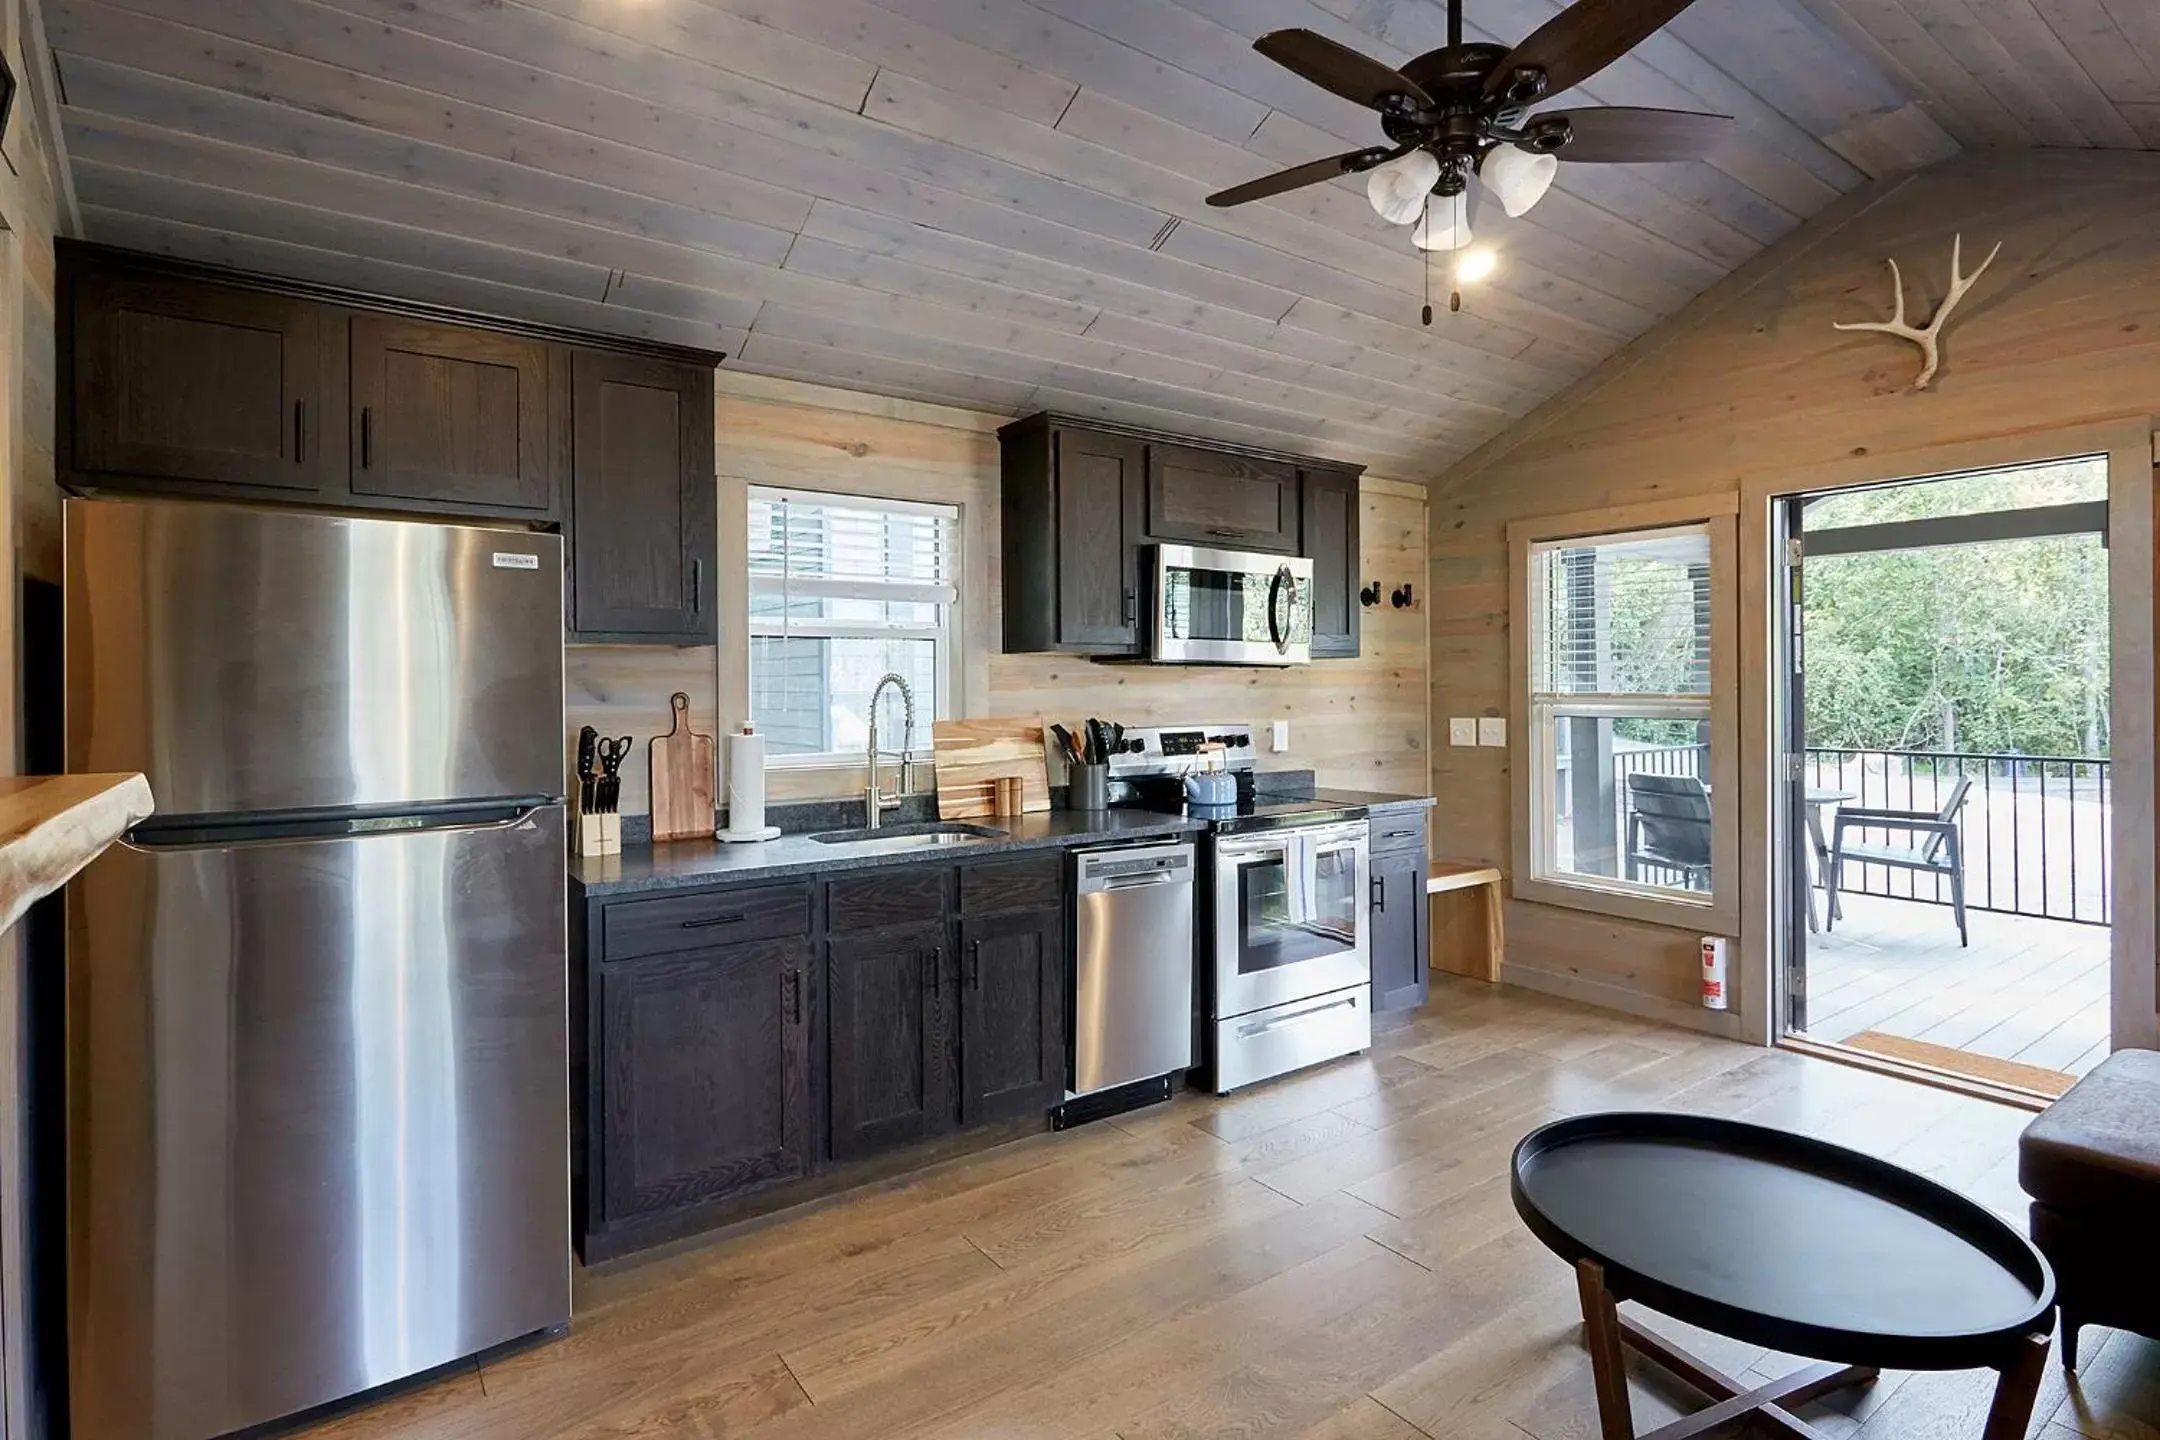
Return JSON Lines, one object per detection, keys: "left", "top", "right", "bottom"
{"left": 1107, "top": 722, "right": 1258, "bottom": 777}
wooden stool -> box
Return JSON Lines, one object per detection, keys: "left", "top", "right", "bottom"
{"left": 1427, "top": 860, "right": 1504, "bottom": 984}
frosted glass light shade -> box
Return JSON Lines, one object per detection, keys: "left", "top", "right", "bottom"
{"left": 1411, "top": 193, "right": 1473, "bottom": 251}
{"left": 1365, "top": 149, "right": 1441, "bottom": 225}
{"left": 1481, "top": 144, "right": 1557, "bottom": 218}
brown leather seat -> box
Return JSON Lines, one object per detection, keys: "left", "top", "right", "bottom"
{"left": 2018, "top": 1049, "right": 2160, "bottom": 1369}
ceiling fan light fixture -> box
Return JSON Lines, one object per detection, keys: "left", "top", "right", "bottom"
{"left": 1480, "top": 144, "right": 1557, "bottom": 217}
{"left": 1365, "top": 149, "right": 1441, "bottom": 225}
{"left": 1412, "top": 192, "right": 1473, "bottom": 252}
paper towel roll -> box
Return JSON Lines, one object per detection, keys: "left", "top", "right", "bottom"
{"left": 715, "top": 725, "right": 781, "bottom": 843}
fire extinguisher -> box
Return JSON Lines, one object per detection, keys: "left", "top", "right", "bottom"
{"left": 1700, "top": 936, "right": 1730, "bottom": 1011}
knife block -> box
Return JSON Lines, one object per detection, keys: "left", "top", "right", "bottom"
{"left": 573, "top": 797, "right": 621, "bottom": 857}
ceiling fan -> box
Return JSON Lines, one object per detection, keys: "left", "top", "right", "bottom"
{"left": 1208, "top": 0, "right": 1735, "bottom": 252}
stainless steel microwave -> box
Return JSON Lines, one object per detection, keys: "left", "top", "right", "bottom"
{"left": 1151, "top": 543, "right": 1314, "bottom": 666}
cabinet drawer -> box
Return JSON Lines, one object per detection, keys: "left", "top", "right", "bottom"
{"left": 826, "top": 866, "right": 947, "bottom": 934}
{"left": 1370, "top": 813, "right": 1429, "bottom": 856}
{"left": 602, "top": 882, "right": 811, "bottom": 959}
{"left": 958, "top": 853, "right": 1064, "bottom": 916}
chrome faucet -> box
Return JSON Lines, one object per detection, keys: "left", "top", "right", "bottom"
{"left": 864, "top": 672, "right": 917, "bottom": 829}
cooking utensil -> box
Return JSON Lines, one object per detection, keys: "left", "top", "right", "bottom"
{"left": 597, "top": 735, "right": 630, "bottom": 813}
{"left": 576, "top": 726, "right": 598, "bottom": 813}
{"left": 648, "top": 691, "right": 716, "bottom": 843}
{"left": 1050, "top": 723, "right": 1082, "bottom": 767}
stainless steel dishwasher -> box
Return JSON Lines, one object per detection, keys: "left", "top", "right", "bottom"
{"left": 1055, "top": 840, "right": 1197, "bottom": 1128}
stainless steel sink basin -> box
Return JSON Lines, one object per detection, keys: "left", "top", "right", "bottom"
{"left": 807, "top": 822, "right": 1008, "bottom": 849}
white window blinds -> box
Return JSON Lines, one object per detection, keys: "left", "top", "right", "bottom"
{"left": 1534, "top": 527, "right": 1712, "bottom": 699}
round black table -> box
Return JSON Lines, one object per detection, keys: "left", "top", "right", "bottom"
{"left": 1512, "top": 1112, "right": 2056, "bottom": 1440}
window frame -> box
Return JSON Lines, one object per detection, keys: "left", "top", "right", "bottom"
{"left": 746, "top": 485, "right": 959, "bottom": 770}
{"left": 1508, "top": 497, "right": 1741, "bottom": 934}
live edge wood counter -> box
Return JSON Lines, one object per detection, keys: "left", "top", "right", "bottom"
{"left": 0, "top": 773, "right": 153, "bottom": 935}
{"left": 569, "top": 812, "right": 1207, "bottom": 1263}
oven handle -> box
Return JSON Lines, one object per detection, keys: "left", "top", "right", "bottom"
{"left": 1217, "top": 825, "right": 1368, "bottom": 859}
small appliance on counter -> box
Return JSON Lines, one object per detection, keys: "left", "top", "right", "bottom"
{"left": 1107, "top": 723, "right": 1374, "bottom": 1093}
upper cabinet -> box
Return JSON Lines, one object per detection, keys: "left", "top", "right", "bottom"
{"left": 567, "top": 350, "right": 716, "bottom": 643}
{"left": 67, "top": 270, "right": 345, "bottom": 496}
{"left": 60, "top": 246, "right": 722, "bottom": 647}
{"left": 1301, "top": 468, "right": 1362, "bottom": 661}
{"left": 998, "top": 413, "right": 1364, "bottom": 661}
{"left": 349, "top": 317, "right": 556, "bottom": 514}
{"left": 1145, "top": 444, "right": 1296, "bottom": 554}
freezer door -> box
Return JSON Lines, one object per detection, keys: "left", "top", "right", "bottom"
{"left": 66, "top": 498, "right": 565, "bottom": 815}
{"left": 67, "top": 806, "right": 570, "bottom": 1440}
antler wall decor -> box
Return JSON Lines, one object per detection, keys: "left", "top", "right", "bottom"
{"left": 1832, "top": 234, "right": 2001, "bottom": 391}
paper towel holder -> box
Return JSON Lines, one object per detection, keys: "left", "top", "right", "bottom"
{"left": 714, "top": 720, "right": 783, "bottom": 844}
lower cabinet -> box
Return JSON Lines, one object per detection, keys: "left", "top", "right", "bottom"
{"left": 827, "top": 922, "right": 951, "bottom": 1162}
{"left": 595, "top": 936, "right": 812, "bottom": 1225}
{"left": 1370, "top": 815, "right": 1431, "bottom": 1014}
{"left": 958, "top": 908, "right": 1066, "bottom": 1125}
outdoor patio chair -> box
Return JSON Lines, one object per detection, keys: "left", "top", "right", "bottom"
{"left": 1826, "top": 776, "right": 1974, "bottom": 946}
{"left": 1624, "top": 773, "right": 1713, "bottom": 890}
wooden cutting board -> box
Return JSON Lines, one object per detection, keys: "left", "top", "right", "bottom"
{"left": 932, "top": 716, "right": 1051, "bottom": 819}
{"left": 648, "top": 692, "right": 716, "bottom": 842}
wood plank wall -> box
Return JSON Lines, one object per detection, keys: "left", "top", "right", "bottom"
{"left": 1428, "top": 148, "right": 2160, "bottom": 1037}
{"left": 566, "top": 372, "right": 1430, "bottom": 815}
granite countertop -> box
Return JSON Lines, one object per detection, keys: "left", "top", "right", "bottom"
{"left": 571, "top": 807, "right": 1209, "bottom": 897}
{"left": 1299, "top": 788, "right": 1436, "bottom": 813}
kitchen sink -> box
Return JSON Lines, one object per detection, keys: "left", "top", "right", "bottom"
{"left": 807, "top": 822, "right": 1008, "bottom": 848}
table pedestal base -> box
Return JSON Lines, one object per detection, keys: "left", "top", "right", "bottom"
{"left": 1574, "top": 1260, "right": 2051, "bottom": 1440}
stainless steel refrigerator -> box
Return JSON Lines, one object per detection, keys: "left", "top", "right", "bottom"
{"left": 63, "top": 497, "right": 571, "bottom": 1440}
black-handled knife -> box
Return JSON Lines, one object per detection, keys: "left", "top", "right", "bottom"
{"left": 576, "top": 726, "right": 598, "bottom": 813}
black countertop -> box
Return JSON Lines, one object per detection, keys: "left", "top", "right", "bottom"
{"left": 571, "top": 807, "right": 1209, "bottom": 897}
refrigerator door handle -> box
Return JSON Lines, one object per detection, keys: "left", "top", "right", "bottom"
{"left": 124, "top": 797, "right": 558, "bottom": 852}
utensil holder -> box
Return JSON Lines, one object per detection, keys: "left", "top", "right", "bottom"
{"left": 1068, "top": 763, "right": 1109, "bottom": 811}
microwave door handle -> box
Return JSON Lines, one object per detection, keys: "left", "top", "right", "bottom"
{"left": 1267, "top": 565, "right": 1289, "bottom": 653}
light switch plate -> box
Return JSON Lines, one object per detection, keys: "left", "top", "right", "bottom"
{"left": 1449, "top": 717, "right": 1477, "bottom": 747}
{"left": 1270, "top": 720, "right": 1291, "bottom": 752}
{"left": 1477, "top": 717, "right": 1507, "bottom": 747}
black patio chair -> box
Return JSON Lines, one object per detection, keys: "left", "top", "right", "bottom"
{"left": 1826, "top": 776, "right": 1974, "bottom": 946}
{"left": 1624, "top": 773, "right": 1713, "bottom": 891}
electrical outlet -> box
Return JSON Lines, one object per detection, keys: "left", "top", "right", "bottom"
{"left": 1477, "top": 717, "right": 1507, "bottom": 747}
{"left": 1271, "top": 720, "right": 1291, "bottom": 752}
{"left": 1449, "top": 717, "right": 1477, "bottom": 747}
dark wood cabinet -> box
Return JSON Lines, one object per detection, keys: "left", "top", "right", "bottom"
{"left": 349, "top": 315, "right": 556, "bottom": 513}
{"left": 826, "top": 923, "right": 952, "bottom": 1161}
{"left": 567, "top": 349, "right": 716, "bottom": 643}
{"left": 1145, "top": 444, "right": 1297, "bottom": 554}
{"left": 67, "top": 270, "right": 343, "bottom": 494}
{"left": 1370, "top": 815, "right": 1431, "bottom": 1014}
{"left": 957, "top": 908, "right": 1066, "bottom": 1126}
{"left": 999, "top": 413, "right": 1364, "bottom": 660}
{"left": 1302, "top": 468, "right": 1362, "bottom": 660}
{"left": 596, "top": 936, "right": 812, "bottom": 1224}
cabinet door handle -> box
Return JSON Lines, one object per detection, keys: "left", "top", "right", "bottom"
{"left": 689, "top": 558, "right": 702, "bottom": 613}
{"left": 1205, "top": 526, "right": 1239, "bottom": 539}
{"left": 360, "top": 406, "right": 373, "bottom": 470}
{"left": 784, "top": 968, "right": 802, "bottom": 1026}
{"left": 1122, "top": 587, "right": 1136, "bottom": 627}
{"left": 294, "top": 400, "right": 305, "bottom": 465}
{"left": 968, "top": 939, "right": 983, "bottom": 991}
{"left": 1371, "top": 874, "right": 1386, "bottom": 913}
{"left": 680, "top": 912, "right": 747, "bottom": 929}
{"left": 928, "top": 945, "right": 942, "bottom": 997}
{"left": 1381, "top": 827, "right": 1416, "bottom": 841}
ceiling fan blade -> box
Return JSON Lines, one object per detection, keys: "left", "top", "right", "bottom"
{"left": 1537, "top": 106, "right": 1734, "bottom": 162}
{"left": 1484, "top": 0, "right": 1703, "bottom": 101}
{"left": 1254, "top": 30, "right": 1434, "bottom": 112}
{"left": 1206, "top": 147, "right": 1399, "bottom": 207}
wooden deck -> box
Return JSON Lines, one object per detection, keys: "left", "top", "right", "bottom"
{"left": 288, "top": 980, "right": 2160, "bottom": 1440}
{"left": 1801, "top": 892, "right": 2112, "bottom": 1081}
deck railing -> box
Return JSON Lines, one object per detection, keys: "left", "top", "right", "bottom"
{"left": 1605, "top": 743, "right": 2112, "bottom": 925}
{"left": 1802, "top": 748, "right": 2110, "bottom": 926}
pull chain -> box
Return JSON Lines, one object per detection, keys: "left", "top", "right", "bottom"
{"left": 1421, "top": 195, "right": 1433, "bottom": 326}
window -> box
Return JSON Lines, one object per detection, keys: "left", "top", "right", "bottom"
{"left": 1527, "top": 523, "right": 1718, "bottom": 905}
{"left": 748, "top": 488, "right": 958, "bottom": 764}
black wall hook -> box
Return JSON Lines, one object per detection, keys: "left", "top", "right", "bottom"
{"left": 1359, "top": 581, "right": 1382, "bottom": 608}
{"left": 1390, "top": 583, "right": 1416, "bottom": 609}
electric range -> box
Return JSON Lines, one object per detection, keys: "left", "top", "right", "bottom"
{"left": 1106, "top": 723, "right": 1373, "bottom": 1092}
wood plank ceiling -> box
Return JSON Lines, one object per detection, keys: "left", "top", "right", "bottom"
{"left": 37, "top": 0, "right": 2160, "bottom": 473}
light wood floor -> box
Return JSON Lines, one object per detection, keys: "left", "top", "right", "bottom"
{"left": 1805, "top": 893, "right": 2112, "bottom": 1079}
{"left": 296, "top": 980, "right": 2157, "bottom": 1440}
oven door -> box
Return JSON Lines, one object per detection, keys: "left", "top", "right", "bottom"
{"left": 1154, "top": 544, "right": 1313, "bottom": 665}
{"left": 1212, "top": 822, "right": 1370, "bottom": 1019}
